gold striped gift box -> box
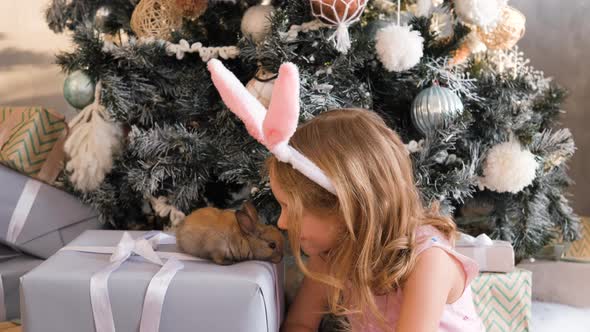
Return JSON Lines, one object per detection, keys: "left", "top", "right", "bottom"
{"left": 471, "top": 269, "right": 532, "bottom": 332}
{"left": 564, "top": 217, "right": 590, "bottom": 261}
{"left": 0, "top": 106, "right": 67, "bottom": 184}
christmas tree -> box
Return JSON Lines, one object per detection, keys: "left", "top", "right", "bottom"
{"left": 46, "top": 0, "right": 579, "bottom": 259}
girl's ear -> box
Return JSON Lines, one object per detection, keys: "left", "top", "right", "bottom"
{"left": 263, "top": 62, "right": 300, "bottom": 150}
{"left": 207, "top": 59, "right": 268, "bottom": 144}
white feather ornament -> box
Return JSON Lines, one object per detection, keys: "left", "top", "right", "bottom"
{"left": 375, "top": 24, "right": 424, "bottom": 72}
{"left": 64, "top": 82, "right": 123, "bottom": 192}
{"left": 479, "top": 136, "right": 538, "bottom": 194}
{"left": 454, "top": 0, "right": 508, "bottom": 31}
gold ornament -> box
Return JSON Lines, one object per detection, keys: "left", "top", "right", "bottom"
{"left": 174, "top": 0, "right": 208, "bottom": 20}
{"left": 449, "top": 42, "right": 472, "bottom": 66}
{"left": 449, "top": 32, "right": 487, "bottom": 66}
{"left": 246, "top": 68, "right": 276, "bottom": 108}
{"left": 131, "top": 0, "right": 183, "bottom": 40}
{"left": 476, "top": 6, "right": 526, "bottom": 50}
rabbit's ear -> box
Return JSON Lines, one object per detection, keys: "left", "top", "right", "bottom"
{"left": 207, "top": 59, "right": 267, "bottom": 144}
{"left": 236, "top": 210, "right": 257, "bottom": 235}
{"left": 242, "top": 201, "right": 260, "bottom": 224}
{"left": 263, "top": 62, "right": 300, "bottom": 150}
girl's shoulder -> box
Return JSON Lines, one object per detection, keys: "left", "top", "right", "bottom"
{"left": 415, "top": 225, "right": 479, "bottom": 286}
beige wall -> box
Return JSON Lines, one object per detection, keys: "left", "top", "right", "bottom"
{"left": 1, "top": 0, "right": 587, "bottom": 214}
{"left": 512, "top": 0, "right": 590, "bottom": 215}
{"left": 0, "top": 0, "right": 72, "bottom": 113}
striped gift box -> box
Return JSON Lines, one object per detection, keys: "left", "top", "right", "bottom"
{"left": 471, "top": 269, "right": 532, "bottom": 332}
{"left": 0, "top": 107, "right": 66, "bottom": 184}
{"left": 564, "top": 217, "right": 590, "bottom": 261}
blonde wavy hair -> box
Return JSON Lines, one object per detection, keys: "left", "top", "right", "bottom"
{"left": 265, "top": 109, "right": 457, "bottom": 331}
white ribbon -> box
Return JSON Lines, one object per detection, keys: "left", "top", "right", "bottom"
{"left": 457, "top": 233, "right": 494, "bottom": 270}
{"left": 7, "top": 179, "right": 42, "bottom": 244}
{"left": 140, "top": 258, "right": 184, "bottom": 332}
{"left": 73, "top": 231, "right": 184, "bottom": 332}
{"left": 457, "top": 233, "right": 494, "bottom": 247}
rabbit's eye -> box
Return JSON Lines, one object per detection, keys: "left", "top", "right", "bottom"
{"left": 269, "top": 242, "right": 276, "bottom": 249}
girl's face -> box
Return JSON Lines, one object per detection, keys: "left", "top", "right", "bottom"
{"left": 270, "top": 173, "right": 342, "bottom": 256}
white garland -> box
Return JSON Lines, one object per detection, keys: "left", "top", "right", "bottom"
{"left": 165, "top": 39, "right": 240, "bottom": 61}
{"left": 281, "top": 20, "right": 328, "bottom": 42}
{"left": 102, "top": 37, "right": 240, "bottom": 62}
{"left": 149, "top": 196, "right": 186, "bottom": 228}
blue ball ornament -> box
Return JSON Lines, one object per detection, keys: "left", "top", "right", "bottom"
{"left": 63, "top": 70, "right": 95, "bottom": 109}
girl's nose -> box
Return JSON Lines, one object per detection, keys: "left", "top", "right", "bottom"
{"left": 277, "top": 213, "right": 288, "bottom": 230}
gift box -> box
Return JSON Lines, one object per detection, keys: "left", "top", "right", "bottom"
{"left": 0, "top": 165, "right": 100, "bottom": 259}
{"left": 471, "top": 269, "right": 532, "bottom": 332}
{"left": 456, "top": 233, "right": 515, "bottom": 272}
{"left": 21, "top": 230, "right": 284, "bottom": 332}
{"left": 517, "top": 259, "right": 590, "bottom": 308}
{"left": 564, "top": 217, "right": 590, "bottom": 261}
{"left": 0, "top": 107, "right": 67, "bottom": 185}
{"left": 0, "top": 254, "right": 43, "bottom": 320}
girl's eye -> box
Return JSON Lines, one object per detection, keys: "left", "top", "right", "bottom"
{"left": 268, "top": 242, "right": 276, "bottom": 249}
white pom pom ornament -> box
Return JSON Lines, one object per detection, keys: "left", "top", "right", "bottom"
{"left": 454, "top": 0, "right": 508, "bottom": 31}
{"left": 479, "top": 137, "right": 538, "bottom": 194}
{"left": 375, "top": 24, "right": 424, "bottom": 72}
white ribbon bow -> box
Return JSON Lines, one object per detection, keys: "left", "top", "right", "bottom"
{"left": 457, "top": 233, "right": 494, "bottom": 247}
{"left": 89, "top": 231, "right": 184, "bottom": 332}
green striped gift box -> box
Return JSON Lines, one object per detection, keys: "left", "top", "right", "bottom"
{"left": 471, "top": 269, "right": 532, "bottom": 332}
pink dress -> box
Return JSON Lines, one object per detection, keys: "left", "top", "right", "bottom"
{"left": 348, "top": 225, "right": 486, "bottom": 332}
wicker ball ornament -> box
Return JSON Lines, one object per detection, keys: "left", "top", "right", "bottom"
{"left": 174, "top": 0, "right": 208, "bottom": 20}
{"left": 476, "top": 6, "right": 526, "bottom": 50}
{"left": 411, "top": 85, "right": 464, "bottom": 135}
{"left": 246, "top": 68, "right": 276, "bottom": 108}
{"left": 131, "top": 0, "right": 183, "bottom": 40}
{"left": 310, "top": 0, "right": 368, "bottom": 54}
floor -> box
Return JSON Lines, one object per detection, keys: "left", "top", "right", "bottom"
{"left": 532, "top": 302, "right": 590, "bottom": 332}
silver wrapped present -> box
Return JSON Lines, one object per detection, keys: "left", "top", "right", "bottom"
{"left": 0, "top": 165, "right": 100, "bottom": 258}
{"left": 0, "top": 253, "right": 43, "bottom": 320}
{"left": 21, "top": 230, "right": 284, "bottom": 332}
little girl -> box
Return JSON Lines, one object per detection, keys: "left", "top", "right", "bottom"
{"left": 207, "top": 60, "right": 484, "bottom": 332}
{"left": 267, "top": 109, "right": 484, "bottom": 332}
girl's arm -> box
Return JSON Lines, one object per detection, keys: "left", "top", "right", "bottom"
{"left": 396, "top": 247, "right": 467, "bottom": 332}
{"left": 281, "top": 255, "right": 330, "bottom": 332}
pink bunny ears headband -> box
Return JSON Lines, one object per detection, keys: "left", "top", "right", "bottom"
{"left": 207, "top": 59, "right": 337, "bottom": 195}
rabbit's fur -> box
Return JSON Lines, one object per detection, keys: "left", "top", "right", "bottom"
{"left": 176, "top": 201, "right": 284, "bottom": 265}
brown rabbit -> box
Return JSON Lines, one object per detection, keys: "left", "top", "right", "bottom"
{"left": 176, "top": 201, "right": 284, "bottom": 265}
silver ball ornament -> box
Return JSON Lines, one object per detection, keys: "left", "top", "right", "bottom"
{"left": 63, "top": 70, "right": 95, "bottom": 109}
{"left": 411, "top": 85, "right": 464, "bottom": 135}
